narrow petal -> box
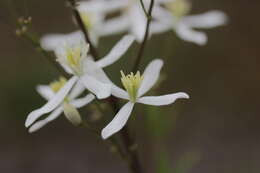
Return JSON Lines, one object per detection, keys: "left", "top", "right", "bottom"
{"left": 175, "top": 22, "right": 207, "bottom": 45}
{"left": 96, "top": 35, "right": 135, "bottom": 68}
{"left": 36, "top": 85, "right": 55, "bottom": 100}
{"left": 70, "top": 94, "right": 95, "bottom": 108}
{"left": 100, "top": 15, "right": 129, "bottom": 36}
{"left": 68, "top": 81, "right": 85, "bottom": 99}
{"left": 183, "top": 10, "right": 228, "bottom": 29}
{"left": 78, "top": 0, "right": 127, "bottom": 13}
{"left": 138, "top": 59, "right": 164, "bottom": 97}
{"left": 28, "top": 107, "right": 63, "bottom": 133}
{"left": 129, "top": 5, "right": 147, "bottom": 42}
{"left": 40, "top": 31, "right": 83, "bottom": 51}
{"left": 80, "top": 74, "right": 111, "bottom": 99}
{"left": 111, "top": 84, "right": 129, "bottom": 100}
{"left": 83, "top": 58, "right": 111, "bottom": 83}
{"left": 101, "top": 102, "right": 134, "bottom": 139}
{"left": 137, "top": 92, "right": 189, "bottom": 106}
{"left": 25, "top": 76, "right": 78, "bottom": 127}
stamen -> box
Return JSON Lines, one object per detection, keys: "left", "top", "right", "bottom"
{"left": 50, "top": 77, "right": 67, "bottom": 93}
{"left": 121, "top": 70, "right": 143, "bottom": 102}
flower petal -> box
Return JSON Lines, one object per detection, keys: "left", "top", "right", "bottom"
{"left": 36, "top": 85, "right": 55, "bottom": 100}
{"left": 68, "top": 81, "right": 85, "bottom": 99}
{"left": 175, "top": 22, "right": 207, "bottom": 45}
{"left": 137, "top": 92, "right": 189, "bottom": 106}
{"left": 96, "top": 35, "right": 135, "bottom": 68}
{"left": 40, "top": 31, "right": 83, "bottom": 51}
{"left": 129, "top": 5, "right": 147, "bottom": 42}
{"left": 138, "top": 59, "right": 164, "bottom": 97}
{"left": 25, "top": 76, "right": 78, "bottom": 127}
{"left": 78, "top": 0, "right": 127, "bottom": 13}
{"left": 111, "top": 84, "right": 129, "bottom": 100}
{"left": 183, "top": 10, "right": 228, "bottom": 29}
{"left": 70, "top": 94, "right": 95, "bottom": 108}
{"left": 28, "top": 107, "right": 63, "bottom": 133}
{"left": 101, "top": 102, "right": 134, "bottom": 139}
{"left": 80, "top": 74, "right": 111, "bottom": 99}
{"left": 100, "top": 15, "right": 129, "bottom": 36}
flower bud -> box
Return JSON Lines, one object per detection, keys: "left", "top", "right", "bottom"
{"left": 63, "top": 102, "right": 82, "bottom": 126}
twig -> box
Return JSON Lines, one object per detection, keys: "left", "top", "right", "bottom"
{"left": 139, "top": 0, "right": 149, "bottom": 17}
{"left": 67, "top": 0, "right": 99, "bottom": 60}
{"left": 132, "top": 0, "right": 155, "bottom": 72}
{"left": 20, "top": 32, "right": 71, "bottom": 79}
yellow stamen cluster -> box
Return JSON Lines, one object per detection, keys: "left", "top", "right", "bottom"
{"left": 166, "top": 0, "right": 191, "bottom": 19}
{"left": 49, "top": 77, "right": 67, "bottom": 93}
{"left": 80, "top": 12, "right": 93, "bottom": 29}
{"left": 121, "top": 71, "right": 144, "bottom": 102}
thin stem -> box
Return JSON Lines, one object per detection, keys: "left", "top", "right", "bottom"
{"left": 21, "top": 32, "right": 71, "bottom": 79}
{"left": 132, "top": 0, "right": 155, "bottom": 72}
{"left": 80, "top": 120, "right": 126, "bottom": 160}
{"left": 139, "top": 0, "right": 149, "bottom": 17}
{"left": 68, "top": 0, "right": 99, "bottom": 60}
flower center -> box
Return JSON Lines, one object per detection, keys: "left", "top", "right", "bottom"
{"left": 62, "top": 43, "right": 89, "bottom": 75}
{"left": 80, "top": 12, "right": 93, "bottom": 29}
{"left": 121, "top": 71, "right": 143, "bottom": 102}
{"left": 49, "top": 77, "right": 67, "bottom": 93}
{"left": 166, "top": 0, "right": 191, "bottom": 19}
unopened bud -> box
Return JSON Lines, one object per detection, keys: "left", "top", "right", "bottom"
{"left": 63, "top": 102, "right": 82, "bottom": 126}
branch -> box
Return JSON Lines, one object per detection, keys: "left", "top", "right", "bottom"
{"left": 68, "top": 0, "right": 99, "bottom": 60}
{"left": 132, "top": 0, "right": 155, "bottom": 72}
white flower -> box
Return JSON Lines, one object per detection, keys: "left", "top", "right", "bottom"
{"left": 99, "top": 0, "right": 167, "bottom": 42}
{"left": 41, "top": 34, "right": 135, "bottom": 99}
{"left": 151, "top": 0, "right": 228, "bottom": 45}
{"left": 101, "top": 59, "right": 189, "bottom": 139}
{"left": 25, "top": 77, "right": 95, "bottom": 132}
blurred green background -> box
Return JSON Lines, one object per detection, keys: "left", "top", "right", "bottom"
{"left": 0, "top": 0, "right": 259, "bottom": 172}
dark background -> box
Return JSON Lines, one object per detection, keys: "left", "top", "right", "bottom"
{"left": 0, "top": 0, "right": 259, "bottom": 172}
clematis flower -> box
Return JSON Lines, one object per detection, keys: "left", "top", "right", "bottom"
{"left": 151, "top": 0, "right": 228, "bottom": 45}
{"left": 101, "top": 59, "right": 189, "bottom": 139}
{"left": 41, "top": 34, "right": 135, "bottom": 99}
{"left": 25, "top": 77, "right": 95, "bottom": 132}
{"left": 99, "top": 0, "right": 168, "bottom": 42}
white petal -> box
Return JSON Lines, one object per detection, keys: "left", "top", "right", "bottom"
{"left": 68, "top": 81, "right": 85, "bottom": 99}
{"left": 100, "top": 15, "right": 129, "bottom": 36}
{"left": 78, "top": 0, "right": 127, "bottom": 13}
{"left": 63, "top": 102, "right": 82, "bottom": 126}
{"left": 175, "top": 22, "right": 207, "bottom": 45}
{"left": 83, "top": 58, "right": 111, "bottom": 83}
{"left": 25, "top": 76, "right": 78, "bottom": 127}
{"left": 111, "top": 84, "right": 129, "bottom": 100}
{"left": 40, "top": 31, "right": 84, "bottom": 51}
{"left": 183, "top": 10, "right": 228, "bottom": 29}
{"left": 80, "top": 74, "right": 111, "bottom": 99}
{"left": 70, "top": 94, "right": 95, "bottom": 108}
{"left": 36, "top": 85, "right": 55, "bottom": 100}
{"left": 28, "top": 107, "right": 63, "bottom": 133}
{"left": 138, "top": 59, "right": 164, "bottom": 97}
{"left": 101, "top": 102, "right": 134, "bottom": 139}
{"left": 96, "top": 35, "right": 135, "bottom": 68}
{"left": 129, "top": 5, "right": 147, "bottom": 42}
{"left": 137, "top": 92, "right": 189, "bottom": 106}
